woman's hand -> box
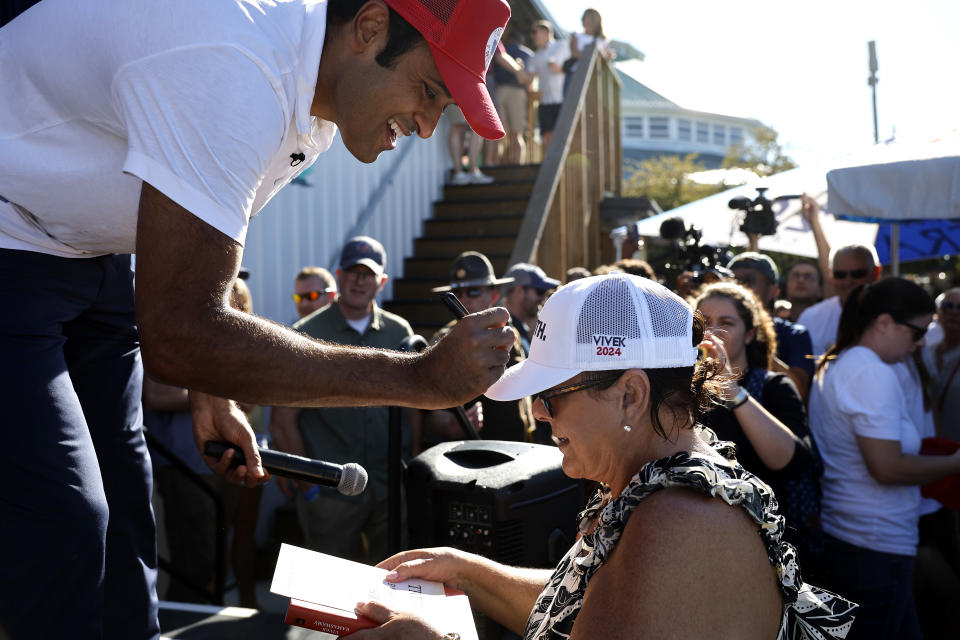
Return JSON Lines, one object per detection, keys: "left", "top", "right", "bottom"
{"left": 699, "top": 331, "right": 739, "bottom": 402}
{"left": 377, "top": 547, "right": 473, "bottom": 590}
{"left": 342, "top": 602, "right": 444, "bottom": 639}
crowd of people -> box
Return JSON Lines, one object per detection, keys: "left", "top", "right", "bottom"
{"left": 147, "top": 208, "right": 958, "bottom": 640}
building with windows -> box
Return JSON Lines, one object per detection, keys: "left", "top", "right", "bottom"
{"left": 617, "top": 65, "right": 762, "bottom": 170}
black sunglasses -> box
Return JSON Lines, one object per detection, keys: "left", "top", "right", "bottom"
{"left": 535, "top": 375, "right": 620, "bottom": 419}
{"left": 455, "top": 286, "right": 490, "bottom": 299}
{"left": 940, "top": 301, "right": 959, "bottom": 312}
{"left": 896, "top": 320, "right": 928, "bottom": 342}
{"left": 832, "top": 268, "right": 870, "bottom": 280}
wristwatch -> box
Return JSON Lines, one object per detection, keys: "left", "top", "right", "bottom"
{"left": 725, "top": 385, "right": 749, "bottom": 410}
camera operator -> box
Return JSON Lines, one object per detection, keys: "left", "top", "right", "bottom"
{"left": 658, "top": 217, "right": 732, "bottom": 298}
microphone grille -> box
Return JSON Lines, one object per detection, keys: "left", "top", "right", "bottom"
{"left": 338, "top": 463, "right": 369, "bottom": 496}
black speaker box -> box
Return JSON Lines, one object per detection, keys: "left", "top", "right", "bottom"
{"left": 406, "top": 440, "right": 586, "bottom": 569}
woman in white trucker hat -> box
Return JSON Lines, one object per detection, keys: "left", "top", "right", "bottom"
{"left": 352, "top": 274, "right": 856, "bottom": 640}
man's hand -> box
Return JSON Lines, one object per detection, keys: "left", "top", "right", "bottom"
{"left": 800, "top": 193, "right": 821, "bottom": 227}
{"left": 191, "top": 391, "right": 269, "bottom": 487}
{"left": 417, "top": 307, "right": 514, "bottom": 408}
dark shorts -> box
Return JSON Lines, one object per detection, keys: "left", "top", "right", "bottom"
{"left": 538, "top": 103, "right": 562, "bottom": 134}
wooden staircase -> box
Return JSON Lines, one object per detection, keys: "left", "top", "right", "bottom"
{"left": 384, "top": 164, "right": 539, "bottom": 338}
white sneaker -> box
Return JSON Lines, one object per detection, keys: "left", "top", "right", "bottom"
{"left": 469, "top": 169, "right": 494, "bottom": 184}
{"left": 450, "top": 171, "right": 471, "bottom": 185}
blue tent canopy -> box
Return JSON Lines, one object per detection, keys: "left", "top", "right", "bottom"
{"left": 874, "top": 219, "right": 960, "bottom": 264}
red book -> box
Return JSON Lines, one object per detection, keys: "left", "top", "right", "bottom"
{"left": 920, "top": 437, "right": 960, "bottom": 510}
{"left": 271, "top": 543, "right": 478, "bottom": 639}
{"left": 284, "top": 597, "right": 377, "bottom": 635}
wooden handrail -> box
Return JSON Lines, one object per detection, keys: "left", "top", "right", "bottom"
{"left": 509, "top": 43, "right": 622, "bottom": 277}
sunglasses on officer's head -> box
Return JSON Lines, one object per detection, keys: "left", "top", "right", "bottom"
{"left": 832, "top": 268, "right": 870, "bottom": 280}
{"left": 455, "top": 287, "right": 489, "bottom": 299}
{"left": 292, "top": 290, "right": 331, "bottom": 303}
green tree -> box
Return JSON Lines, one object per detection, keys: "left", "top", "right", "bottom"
{"left": 723, "top": 124, "right": 797, "bottom": 177}
{"left": 623, "top": 153, "right": 726, "bottom": 211}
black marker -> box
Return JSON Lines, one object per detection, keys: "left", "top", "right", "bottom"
{"left": 437, "top": 291, "right": 481, "bottom": 440}
{"left": 441, "top": 291, "right": 469, "bottom": 319}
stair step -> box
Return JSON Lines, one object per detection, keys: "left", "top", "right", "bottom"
{"left": 433, "top": 198, "right": 528, "bottom": 219}
{"left": 441, "top": 180, "right": 535, "bottom": 202}
{"left": 471, "top": 164, "right": 541, "bottom": 182}
{"left": 384, "top": 166, "right": 542, "bottom": 332}
{"left": 382, "top": 300, "right": 454, "bottom": 326}
{"left": 423, "top": 215, "right": 523, "bottom": 237}
{"left": 403, "top": 255, "right": 511, "bottom": 278}
{"left": 392, "top": 278, "right": 450, "bottom": 300}
{"left": 414, "top": 236, "right": 517, "bottom": 258}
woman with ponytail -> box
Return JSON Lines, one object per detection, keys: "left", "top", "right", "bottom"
{"left": 810, "top": 277, "right": 957, "bottom": 640}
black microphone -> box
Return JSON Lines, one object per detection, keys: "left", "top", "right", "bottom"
{"left": 203, "top": 441, "right": 368, "bottom": 496}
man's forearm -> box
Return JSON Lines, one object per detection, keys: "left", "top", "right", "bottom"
{"left": 141, "top": 307, "right": 432, "bottom": 408}
{"left": 135, "top": 183, "right": 512, "bottom": 411}
{"left": 810, "top": 218, "right": 833, "bottom": 298}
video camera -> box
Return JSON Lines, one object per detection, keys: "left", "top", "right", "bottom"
{"left": 728, "top": 187, "right": 802, "bottom": 236}
{"left": 658, "top": 217, "right": 732, "bottom": 284}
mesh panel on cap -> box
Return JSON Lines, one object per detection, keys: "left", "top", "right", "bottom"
{"left": 575, "top": 276, "right": 643, "bottom": 344}
{"left": 390, "top": 0, "right": 460, "bottom": 42}
{"left": 641, "top": 286, "right": 689, "bottom": 338}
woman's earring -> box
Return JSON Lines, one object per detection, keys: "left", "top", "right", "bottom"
{"left": 623, "top": 424, "right": 632, "bottom": 432}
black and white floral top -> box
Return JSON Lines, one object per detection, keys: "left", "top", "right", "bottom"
{"left": 523, "top": 427, "right": 857, "bottom": 640}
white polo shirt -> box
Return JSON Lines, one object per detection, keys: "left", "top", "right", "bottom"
{"left": 797, "top": 295, "right": 843, "bottom": 357}
{"left": 0, "top": 0, "right": 337, "bottom": 258}
{"left": 528, "top": 40, "right": 570, "bottom": 105}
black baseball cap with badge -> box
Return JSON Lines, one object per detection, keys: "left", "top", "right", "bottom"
{"left": 432, "top": 251, "right": 514, "bottom": 292}
{"left": 504, "top": 263, "right": 561, "bottom": 292}
{"left": 339, "top": 236, "right": 387, "bottom": 277}
{"left": 727, "top": 251, "right": 779, "bottom": 285}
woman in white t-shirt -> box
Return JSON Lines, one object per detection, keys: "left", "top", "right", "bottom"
{"left": 810, "top": 277, "right": 958, "bottom": 640}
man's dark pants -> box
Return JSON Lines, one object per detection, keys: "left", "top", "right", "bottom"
{"left": 0, "top": 249, "right": 159, "bottom": 639}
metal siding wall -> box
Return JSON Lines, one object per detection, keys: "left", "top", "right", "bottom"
{"left": 241, "top": 121, "right": 449, "bottom": 325}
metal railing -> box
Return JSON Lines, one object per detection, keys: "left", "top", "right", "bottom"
{"left": 509, "top": 43, "right": 622, "bottom": 275}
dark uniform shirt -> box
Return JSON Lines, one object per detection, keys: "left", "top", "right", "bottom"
{"left": 431, "top": 319, "right": 539, "bottom": 443}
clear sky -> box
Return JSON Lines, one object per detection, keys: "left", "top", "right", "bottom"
{"left": 542, "top": 0, "right": 960, "bottom": 166}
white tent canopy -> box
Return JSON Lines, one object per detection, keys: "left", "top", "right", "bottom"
{"left": 630, "top": 165, "right": 876, "bottom": 258}
{"left": 826, "top": 139, "right": 960, "bottom": 223}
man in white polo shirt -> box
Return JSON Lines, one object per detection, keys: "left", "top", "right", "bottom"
{"left": 0, "top": 1, "right": 516, "bottom": 637}
{"left": 798, "top": 244, "right": 882, "bottom": 357}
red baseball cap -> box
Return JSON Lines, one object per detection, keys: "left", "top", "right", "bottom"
{"left": 384, "top": 0, "right": 510, "bottom": 140}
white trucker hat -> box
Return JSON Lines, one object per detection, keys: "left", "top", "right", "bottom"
{"left": 486, "top": 274, "right": 699, "bottom": 401}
